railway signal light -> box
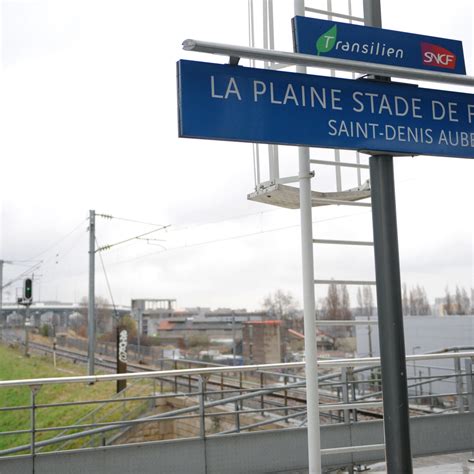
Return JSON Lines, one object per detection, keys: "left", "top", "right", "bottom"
{"left": 24, "top": 278, "right": 33, "bottom": 301}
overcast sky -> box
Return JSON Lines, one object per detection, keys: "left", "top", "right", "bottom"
{"left": 1, "top": 0, "right": 473, "bottom": 311}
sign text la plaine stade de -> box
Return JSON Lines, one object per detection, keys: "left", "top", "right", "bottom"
{"left": 178, "top": 17, "right": 473, "bottom": 159}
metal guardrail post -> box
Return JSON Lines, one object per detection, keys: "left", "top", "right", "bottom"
{"left": 92, "top": 411, "right": 97, "bottom": 447}
{"left": 428, "top": 367, "right": 433, "bottom": 406}
{"left": 30, "top": 385, "right": 41, "bottom": 474}
{"left": 465, "top": 358, "right": 474, "bottom": 413}
{"left": 341, "top": 368, "right": 350, "bottom": 423}
{"left": 419, "top": 370, "right": 423, "bottom": 397}
{"left": 234, "top": 401, "right": 240, "bottom": 433}
{"left": 188, "top": 362, "right": 192, "bottom": 393}
{"left": 160, "top": 359, "right": 164, "bottom": 393}
{"left": 239, "top": 372, "right": 243, "bottom": 410}
{"left": 198, "top": 376, "right": 206, "bottom": 439}
{"left": 466, "top": 358, "right": 474, "bottom": 463}
{"left": 350, "top": 371, "right": 358, "bottom": 422}
{"left": 260, "top": 372, "right": 264, "bottom": 416}
{"left": 174, "top": 360, "right": 178, "bottom": 393}
{"left": 122, "top": 389, "right": 127, "bottom": 422}
{"left": 284, "top": 374, "right": 288, "bottom": 423}
{"left": 454, "top": 356, "right": 465, "bottom": 413}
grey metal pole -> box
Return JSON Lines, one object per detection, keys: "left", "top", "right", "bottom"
{"left": 298, "top": 124, "right": 322, "bottom": 474}
{"left": 294, "top": 2, "right": 322, "bottom": 472}
{"left": 369, "top": 155, "right": 413, "bottom": 471}
{"left": 412, "top": 346, "right": 420, "bottom": 398}
{"left": 466, "top": 358, "right": 474, "bottom": 463}
{"left": 30, "top": 386, "right": 39, "bottom": 474}
{"left": 137, "top": 311, "right": 141, "bottom": 362}
{"left": 367, "top": 299, "right": 373, "bottom": 358}
{"left": 454, "top": 356, "right": 465, "bottom": 413}
{"left": 364, "top": 2, "right": 413, "bottom": 472}
{"left": 88, "top": 210, "right": 96, "bottom": 376}
{"left": 198, "top": 376, "right": 206, "bottom": 439}
{"left": 232, "top": 313, "right": 236, "bottom": 366}
{"left": 25, "top": 305, "right": 30, "bottom": 357}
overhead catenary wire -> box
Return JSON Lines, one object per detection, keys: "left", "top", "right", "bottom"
{"left": 6, "top": 206, "right": 371, "bottom": 291}
{"left": 34, "top": 230, "right": 90, "bottom": 289}
{"left": 106, "top": 209, "right": 372, "bottom": 268}
{"left": 89, "top": 208, "right": 295, "bottom": 259}
{"left": 96, "top": 214, "right": 167, "bottom": 228}
{"left": 96, "top": 225, "right": 171, "bottom": 253}
{"left": 2, "top": 218, "right": 89, "bottom": 291}
{"left": 26, "top": 218, "right": 88, "bottom": 263}
{"left": 1, "top": 261, "right": 43, "bottom": 290}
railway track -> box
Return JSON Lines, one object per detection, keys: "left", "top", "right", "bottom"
{"left": 1, "top": 334, "right": 387, "bottom": 421}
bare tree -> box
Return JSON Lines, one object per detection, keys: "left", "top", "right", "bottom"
{"left": 79, "top": 296, "right": 114, "bottom": 335}
{"left": 263, "top": 289, "right": 299, "bottom": 321}
{"left": 263, "top": 290, "right": 300, "bottom": 362}
{"left": 409, "top": 287, "right": 416, "bottom": 316}
{"left": 363, "top": 286, "right": 374, "bottom": 317}
{"left": 341, "top": 284, "right": 352, "bottom": 321}
{"left": 358, "top": 285, "right": 374, "bottom": 356}
{"left": 402, "top": 283, "right": 409, "bottom": 316}
{"left": 119, "top": 315, "right": 137, "bottom": 339}
{"left": 357, "top": 285, "right": 374, "bottom": 317}
{"left": 420, "top": 286, "right": 431, "bottom": 315}
{"left": 454, "top": 286, "right": 470, "bottom": 315}
{"left": 462, "top": 287, "right": 470, "bottom": 314}
{"left": 322, "top": 281, "right": 352, "bottom": 337}
{"left": 324, "top": 281, "right": 340, "bottom": 321}
{"left": 363, "top": 285, "right": 374, "bottom": 356}
{"left": 444, "top": 286, "right": 453, "bottom": 315}
{"left": 357, "top": 286, "right": 363, "bottom": 317}
{"left": 455, "top": 286, "right": 464, "bottom": 315}
{"left": 407, "top": 285, "right": 431, "bottom": 315}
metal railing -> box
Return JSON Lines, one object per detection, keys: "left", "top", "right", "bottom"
{"left": 0, "top": 349, "right": 473, "bottom": 469}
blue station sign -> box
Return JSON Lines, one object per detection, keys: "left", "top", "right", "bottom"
{"left": 292, "top": 16, "right": 466, "bottom": 75}
{"left": 177, "top": 60, "right": 474, "bottom": 159}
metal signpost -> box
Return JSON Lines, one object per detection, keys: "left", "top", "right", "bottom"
{"left": 178, "top": 1, "right": 473, "bottom": 471}
{"left": 363, "top": 1, "right": 410, "bottom": 471}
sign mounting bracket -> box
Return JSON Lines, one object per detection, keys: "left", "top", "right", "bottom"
{"left": 182, "top": 39, "right": 474, "bottom": 87}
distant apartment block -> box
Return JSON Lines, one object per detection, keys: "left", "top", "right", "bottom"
{"left": 131, "top": 298, "right": 269, "bottom": 340}
{"left": 131, "top": 298, "right": 176, "bottom": 336}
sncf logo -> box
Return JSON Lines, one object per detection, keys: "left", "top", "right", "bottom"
{"left": 421, "top": 42, "right": 457, "bottom": 69}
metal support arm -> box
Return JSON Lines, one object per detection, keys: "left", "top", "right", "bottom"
{"left": 182, "top": 39, "right": 474, "bottom": 87}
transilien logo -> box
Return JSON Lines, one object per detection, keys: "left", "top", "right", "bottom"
{"left": 316, "top": 25, "right": 337, "bottom": 56}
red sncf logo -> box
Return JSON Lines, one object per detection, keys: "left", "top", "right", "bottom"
{"left": 421, "top": 42, "right": 457, "bottom": 69}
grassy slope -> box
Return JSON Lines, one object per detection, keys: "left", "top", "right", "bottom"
{"left": 0, "top": 344, "right": 152, "bottom": 453}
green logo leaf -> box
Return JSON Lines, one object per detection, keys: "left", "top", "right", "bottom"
{"left": 316, "top": 25, "right": 337, "bottom": 55}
